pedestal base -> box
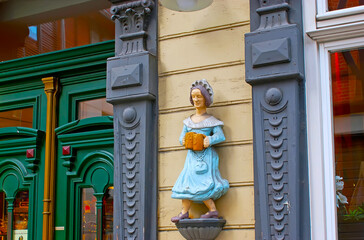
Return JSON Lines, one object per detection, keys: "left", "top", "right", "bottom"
{"left": 175, "top": 218, "right": 226, "bottom": 240}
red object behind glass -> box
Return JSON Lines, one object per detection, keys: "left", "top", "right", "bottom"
{"left": 331, "top": 48, "right": 364, "bottom": 239}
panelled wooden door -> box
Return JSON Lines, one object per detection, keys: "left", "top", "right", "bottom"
{"left": 0, "top": 41, "right": 114, "bottom": 240}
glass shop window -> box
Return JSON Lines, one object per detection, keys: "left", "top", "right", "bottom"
{"left": 82, "top": 188, "right": 97, "bottom": 240}
{"left": 0, "top": 107, "right": 33, "bottom": 128}
{"left": 0, "top": 9, "right": 114, "bottom": 62}
{"left": 81, "top": 187, "right": 113, "bottom": 240}
{"left": 13, "top": 191, "right": 29, "bottom": 239}
{"left": 0, "top": 192, "right": 7, "bottom": 240}
{"left": 328, "top": 0, "right": 364, "bottom": 11}
{"left": 331, "top": 48, "right": 364, "bottom": 239}
{"left": 78, "top": 98, "right": 113, "bottom": 120}
{"left": 102, "top": 187, "right": 113, "bottom": 240}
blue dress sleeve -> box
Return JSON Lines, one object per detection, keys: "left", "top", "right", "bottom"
{"left": 179, "top": 125, "right": 188, "bottom": 146}
{"left": 208, "top": 126, "right": 225, "bottom": 146}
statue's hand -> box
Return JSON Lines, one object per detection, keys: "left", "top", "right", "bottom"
{"left": 204, "top": 137, "right": 210, "bottom": 148}
{"left": 182, "top": 136, "right": 186, "bottom": 146}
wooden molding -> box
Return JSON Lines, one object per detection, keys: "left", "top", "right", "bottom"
{"left": 307, "top": 21, "right": 364, "bottom": 43}
{"left": 42, "top": 76, "right": 59, "bottom": 240}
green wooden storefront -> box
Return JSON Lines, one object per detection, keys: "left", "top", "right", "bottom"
{"left": 0, "top": 41, "right": 115, "bottom": 240}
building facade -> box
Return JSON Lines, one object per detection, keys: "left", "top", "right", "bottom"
{"left": 158, "top": 1, "right": 254, "bottom": 239}
{"left": 0, "top": 0, "right": 363, "bottom": 240}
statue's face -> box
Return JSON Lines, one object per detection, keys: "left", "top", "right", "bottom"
{"left": 191, "top": 88, "right": 206, "bottom": 108}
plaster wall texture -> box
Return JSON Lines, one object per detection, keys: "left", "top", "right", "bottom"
{"left": 157, "top": 0, "right": 254, "bottom": 239}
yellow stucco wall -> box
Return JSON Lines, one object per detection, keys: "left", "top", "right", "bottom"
{"left": 158, "top": 0, "right": 254, "bottom": 239}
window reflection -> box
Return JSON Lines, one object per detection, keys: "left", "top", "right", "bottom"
{"left": 28, "top": 26, "right": 38, "bottom": 41}
{"left": 13, "top": 191, "right": 29, "bottom": 239}
{"left": 78, "top": 98, "right": 113, "bottom": 120}
{"left": 328, "top": 0, "right": 363, "bottom": 11}
{"left": 0, "top": 192, "right": 7, "bottom": 240}
{"left": 0, "top": 107, "right": 33, "bottom": 128}
{"left": 81, "top": 187, "right": 113, "bottom": 240}
{"left": 82, "top": 188, "right": 97, "bottom": 240}
{"left": 102, "top": 187, "right": 113, "bottom": 239}
{"left": 0, "top": 9, "right": 114, "bottom": 62}
{"left": 331, "top": 49, "right": 364, "bottom": 239}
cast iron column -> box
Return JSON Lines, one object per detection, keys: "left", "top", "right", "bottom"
{"left": 107, "top": 1, "right": 158, "bottom": 239}
{"left": 245, "top": 1, "right": 310, "bottom": 239}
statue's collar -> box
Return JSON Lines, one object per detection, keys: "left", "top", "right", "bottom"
{"left": 183, "top": 116, "right": 224, "bottom": 129}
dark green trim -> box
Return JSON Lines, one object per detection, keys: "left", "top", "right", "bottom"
{"left": 58, "top": 72, "right": 109, "bottom": 123}
{"left": 55, "top": 116, "right": 113, "bottom": 135}
{"left": 0, "top": 81, "right": 43, "bottom": 95}
{"left": 68, "top": 150, "right": 113, "bottom": 240}
{"left": 0, "top": 139, "right": 38, "bottom": 156}
{"left": 0, "top": 40, "right": 114, "bottom": 83}
{"left": 68, "top": 87, "right": 108, "bottom": 122}
{"left": 58, "top": 129, "right": 114, "bottom": 149}
{"left": 0, "top": 159, "right": 38, "bottom": 240}
{"left": 0, "top": 127, "right": 44, "bottom": 156}
{"left": 0, "top": 127, "right": 41, "bottom": 137}
{"left": 61, "top": 71, "right": 106, "bottom": 86}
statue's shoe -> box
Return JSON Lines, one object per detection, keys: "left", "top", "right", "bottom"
{"left": 200, "top": 210, "right": 219, "bottom": 219}
{"left": 171, "top": 212, "right": 189, "bottom": 223}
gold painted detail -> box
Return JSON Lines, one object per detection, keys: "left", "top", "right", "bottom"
{"left": 159, "top": 21, "right": 250, "bottom": 41}
{"left": 41, "top": 76, "right": 59, "bottom": 240}
{"left": 158, "top": 60, "right": 245, "bottom": 77}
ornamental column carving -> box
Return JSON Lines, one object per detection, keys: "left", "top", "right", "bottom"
{"left": 107, "top": 1, "right": 158, "bottom": 240}
{"left": 245, "top": 0, "right": 310, "bottom": 239}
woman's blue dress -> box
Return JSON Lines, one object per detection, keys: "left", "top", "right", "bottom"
{"left": 171, "top": 116, "right": 229, "bottom": 202}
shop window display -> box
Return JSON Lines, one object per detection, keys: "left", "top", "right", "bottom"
{"left": 13, "top": 191, "right": 29, "bottom": 240}
{"left": 331, "top": 48, "right": 364, "bottom": 239}
{"left": 102, "top": 187, "right": 113, "bottom": 240}
{"left": 0, "top": 192, "right": 7, "bottom": 240}
{"left": 81, "top": 187, "right": 113, "bottom": 240}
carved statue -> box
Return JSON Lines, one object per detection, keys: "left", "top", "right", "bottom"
{"left": 171, "top": 79, "right": 229, "bottom": 223}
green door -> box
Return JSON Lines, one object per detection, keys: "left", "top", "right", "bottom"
{"left": 0, "top": 81, "right": 48, "bottom": 240}
{"left": 0, "top": 41, "right": 114, "bottom": 240}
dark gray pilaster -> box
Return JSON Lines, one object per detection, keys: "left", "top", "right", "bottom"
{"left": 245, "top": 1, "right": 310, "bottom": 239}
{"left": 107, "top": 1, "right": 158, "bottom": 239}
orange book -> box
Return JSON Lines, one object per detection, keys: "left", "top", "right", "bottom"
{"left": 185, "top": 132, "right": 206, "bottom": 151}
{"left": 185, "top": 132, "right": 194, "bottom": 149}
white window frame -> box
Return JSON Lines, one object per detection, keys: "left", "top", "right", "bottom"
{"left": 303, "top": 0, "right": 364, "bottom": 239}
{"left": 317, "top": 2, "right": 364, "bottom": 28}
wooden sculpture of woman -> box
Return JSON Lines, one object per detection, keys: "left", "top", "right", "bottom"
{"left": 171, "top": 79, "right": 229, "bottom": 223}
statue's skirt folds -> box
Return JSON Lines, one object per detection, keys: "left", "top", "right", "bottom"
{"left": 172, "top": 124, "right": 229, "bottom": 202}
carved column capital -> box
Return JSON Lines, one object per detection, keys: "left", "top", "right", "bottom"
{"left": 256, "top": 1, "right": 290, "bottom": 30}
{"left": 110, "top": 0, "right": 155, "bottom": 55}
{"left": 42, "top": 77, "right": 58, "bottom": 93}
